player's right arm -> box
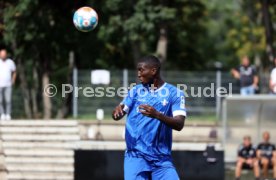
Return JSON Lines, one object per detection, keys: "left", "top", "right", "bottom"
{"left": 237, "top": 145, "right": 246, "bottom": 163}
{"left": 231, "top": 67, "right": 240, "bottom": 79}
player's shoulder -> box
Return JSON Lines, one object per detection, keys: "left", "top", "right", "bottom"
{"left": 252, "top": 144, "right": 257, "bottom": 150}
{"left": 165, "top": 83, "right": 185, "bottom": 95}
{"left": 271, "top": 67, "right": 276, "bottom": 73}
{"left": 6, "top": 58, "right": 14, "bottom": 62}
{"left": 128, "top": 83, "right": 143, "bottom": 91}
{"left": 6, "top": 58, "right": 15, "bottom": 65}
{"left": 269, "top": 143, "right": 276, "bottom": 148}
{"left": 238, "top": 144, "right": 244, "bottom": 151}
{"left": 257, "top": 142, "right": 264, "bottom": 148}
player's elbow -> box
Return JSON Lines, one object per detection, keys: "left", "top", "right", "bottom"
{"left": 174, "top": 117, "right": 185, "bottom": 131}
{"left": 175, "top": 122, "right": 184, "bottom": 131}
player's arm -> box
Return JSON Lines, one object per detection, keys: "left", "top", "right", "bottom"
{"left": 256, "top": 149, "right": 261, "bottom": 160}
{"left": 272, "top": 145, "right": 276, "bottom": 158}
{"left": 270, "top": 79, "right": 274, "bottom": 91}
{"left": 231, "top": 68, "right": 240, "bottom": 79}
{"left": 237, "top": 145, "right": 246, "bottom": 163}
{"left": 256, "top": 145, "right": 261, "bottom": 159}
{"left": 252, "top": 67, "right": 258, "bottom": 88}
{"left": 155, "top": 113, "right": 185, "bottom": 131}
{"left": 139, "top": 105, "right": 185, "bottom": 131}
{"left": 12, "top": 71, "right": 16, "bottom": 85}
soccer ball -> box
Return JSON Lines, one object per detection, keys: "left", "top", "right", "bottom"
{"left": 73, "top": 7, "right": 98, "bottom": 32}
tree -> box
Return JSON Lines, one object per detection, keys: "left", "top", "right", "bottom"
{"left": 2, "top": 0, "right": 79, "bottom": 118}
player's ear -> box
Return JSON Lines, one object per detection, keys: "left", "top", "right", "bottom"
{"left": 151, "top": 68, "right": 157, "bottom": 76}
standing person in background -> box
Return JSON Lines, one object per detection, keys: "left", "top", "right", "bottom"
{"left": 0, "top": 48, "right": 16, "bottom": 120}
{"left": 231, "top": 55, "right": 259, "bottom": 95}
{"left": 269, "top": 58, "right": 276, "bottom": 94}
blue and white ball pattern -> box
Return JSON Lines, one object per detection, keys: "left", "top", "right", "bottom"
{"left": 73, "top": 7, "right": 98, "bottom": 32}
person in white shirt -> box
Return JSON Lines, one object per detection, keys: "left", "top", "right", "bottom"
{"left": 270, "top": 58, "right": 276, "bottom": 94}
{"left": 0, "top": 48, "right": 16, "bottom": 120}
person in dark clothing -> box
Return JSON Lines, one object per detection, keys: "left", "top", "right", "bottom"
{"left": 257, "top": 131, "right": 276, "bottom": 179}
{"left": 235, "top": 136, "right": 260, "bottom": 180}
{"left": 231, "top": 56, "right": 259, "bottom": 95}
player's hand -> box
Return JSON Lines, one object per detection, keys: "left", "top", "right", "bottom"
{"left": 112, "top": 104, "right": 125, "bottom": 120}
{"left": 139, "top": 104, "right": 159, "bottom": 118}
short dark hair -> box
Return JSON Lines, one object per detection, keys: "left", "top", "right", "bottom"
{"left": 138, "top": 55, "right": 161, "bottom": 72}
{"left": 243, "top": 135, "right": 251, "bottom": 141}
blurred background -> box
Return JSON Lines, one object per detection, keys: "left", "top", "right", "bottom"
{"left": 0, "top": 0, "right": 275, "bottom": 119}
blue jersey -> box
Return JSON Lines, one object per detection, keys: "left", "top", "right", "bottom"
{"left": 122, "top": 83, "right": 186, "bottom": 160}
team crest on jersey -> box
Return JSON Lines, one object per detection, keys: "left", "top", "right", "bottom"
{"left": 161, "top": 99, "right": 168, "bottom": 106}
{"left": 180, "top": 96, "right": 185, "bottom": 109}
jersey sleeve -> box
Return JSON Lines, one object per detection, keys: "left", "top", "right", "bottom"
{"left": 235, "top": 66, "right": 240, "bottom": 72}
{"left": 271, "top": 69, "right": 276, "bottom": 79}
{"left": 121, "top": 87, "right": 136, "bottom": 113}
{"left": 257, "top": 144, "right": 261, "bottom": 150}
{"left": 237, "top": 145, "right": 243, "bottom": 157}
{"left": 171, "top": 90, "right": 186, "bottom": 117}
{"left": 272, "top": 144, "right": 276, "bottom": 151}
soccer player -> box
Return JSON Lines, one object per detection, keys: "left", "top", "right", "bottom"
{"left": 257, "top": 131, "right": 276, "bottom": 179}
{"left": 112, "top": 55, "right": 186, "bottom": 179}
{"left": 235, "top": 136, "right": 260, "bottom": 180}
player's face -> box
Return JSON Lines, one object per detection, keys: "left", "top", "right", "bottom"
{"left": 243, "top": 138, "right": 251, "bottom": 147}
{"left": 0, "top": 50, "right": 7, "bottom": 60}
{"left": 263, "top": 132, "right": 270, "bottom": 143}
{"left": 137, "top": 62, "right": 155, "bottom": 84}
{"left": 241, "top": 56, "right": 250, "bottom": 66}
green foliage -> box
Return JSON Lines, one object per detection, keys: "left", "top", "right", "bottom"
{"left": 225, "top": 2, "right": 266, "bottom": 60}
{"left": 1, "top": 0, "right": 275, "bottom": 118}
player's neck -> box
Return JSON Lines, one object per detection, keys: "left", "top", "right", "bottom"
{"left": 152, "top": 78, "right": 165, "bottom": 89}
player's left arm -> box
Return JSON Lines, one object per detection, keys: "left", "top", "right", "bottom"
{"left": 139, "top": 89, "right": 186, "bottom": 131}
{"left": 139, "top": 104, "right": 185, "bottom": 131}
{"left": 11, "top": 60, "right": 17, "bottom": 85}
{"left": 12, "top": 71, "right": 16, "bottom": 85}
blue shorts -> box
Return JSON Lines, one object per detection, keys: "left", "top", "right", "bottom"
{"left": 124, "top": 151, "right": 179, "bottom": 180}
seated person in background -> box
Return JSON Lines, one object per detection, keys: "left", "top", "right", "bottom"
{"left": 235, "top": 135, "right": 260, "bottom": 180}
{"left": 257, "top": 131, "right": 276, "bottom": 180}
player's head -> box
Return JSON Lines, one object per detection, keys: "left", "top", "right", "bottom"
{"left": 262, "top": 131, "right": 270, "bottom": 143}
{"left": 243, "top": 135, "right": 251, "bottom": 147}
{"left": 241, "top": 55, "right": 250, "bottom": 67}
{"left": 137, "top": 55, "right": 161, "bottom": 85}
{"left": 0, "top": 48, "right": 7, "bottom": 60}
